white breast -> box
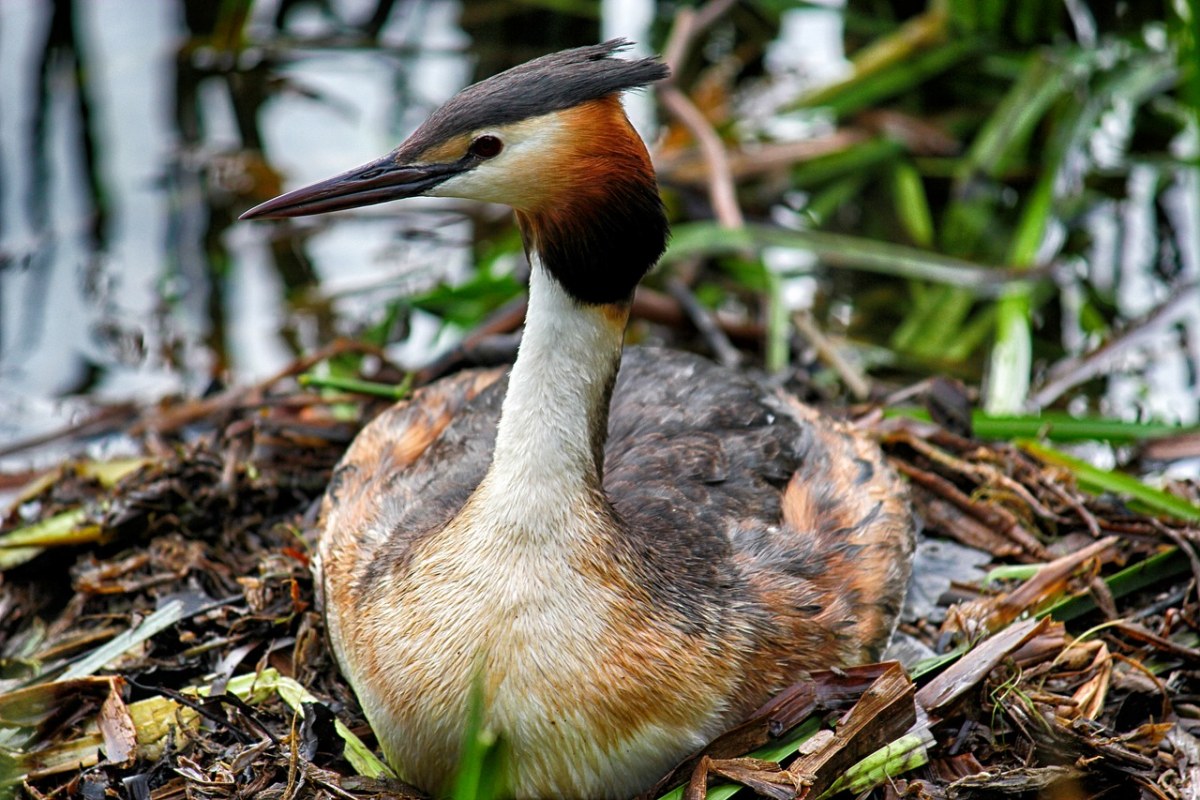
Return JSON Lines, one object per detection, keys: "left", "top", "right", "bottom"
{"left": 335, "top": 500, "right": 730, "bottom": 799}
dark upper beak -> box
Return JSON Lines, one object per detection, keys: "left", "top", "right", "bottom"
{"left": 239, "top": 152, "right": 465, "bottom": 220}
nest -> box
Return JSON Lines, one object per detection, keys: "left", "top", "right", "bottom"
{"left": 2, "top": 358, "right": 1198, "bottom": 800}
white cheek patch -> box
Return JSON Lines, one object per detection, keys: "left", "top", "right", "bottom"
{"left": 426, "top": 114, "right": 567, "bottom": 207}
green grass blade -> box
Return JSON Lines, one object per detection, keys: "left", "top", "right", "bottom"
{"left": 984, "top": 48, "right": 1176, "bottom": 412}
{"left": 451, "top": 671, "right": 508, "bottom": 800}
{"left": 654, "top": 718, "right": 822, "bottom": 800}
{"left": 299, "top": 371, "right": 414, "bottom": 400}
{"left": 886, "top": 408, "right": 1196, "bottom": 443}
{"left": 909, "top": 644, "right": 969, "bottom": 680}
{"left": 796, "top": 8, "right": 973, "bottom": 118}
{"left": 957, "top": 52, "right": 1084, "bottom": 183}
{"left": 270, "top": 671, "right": 394, "bottom": 778}
{"left": 984, "top": 288, "right": 1033, "bottom": 413}
{"left": 1020, "top": 440, "right": 1200, "bottom": 522}
{"left": 78, "top": 458, "right": 150, "bottom": 488}
{"left": 0, "top": 509, "right": 94, "bottom": 570}
{"left": 967, "top": 51, "right": 1087, "bottom": 412}
{"left": 1044, "top": 547, "right": 1193, "bottom": 622}
{"left": 803, "top": 174, "right": 869, "bottom": 225}
{"left": 982, "top": 564, "right": 1042, "bottom": 587}
{"left": 60, "top": 598, "right": 190, "bottom": 681}
{"left": 666, "top": 223, "right": 1026, "bottom": 292}
{"left": 942, "top": 303, "right": 998, "bottom": 362}
{"left": 890, "top": 161, "right": 935, "bottom": 247}
{"left": 765, "top": 268, "right": 789, "bottom": 374}
{"left": 817, "top": 728, "right": 934, "bottom": 798}
{"left": 787, "top": 138, "right": 904, "bottom": 188}
{"left": 889, "top": 285, "right": 975, "bottom": 358}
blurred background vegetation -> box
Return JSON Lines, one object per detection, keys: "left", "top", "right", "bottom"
{"left": 1, "top": 0, "right": 1197, "bottom": 456}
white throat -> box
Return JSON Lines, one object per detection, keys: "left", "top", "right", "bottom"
{"left": 474, "top": 257, "right": 626, "bottom": 534}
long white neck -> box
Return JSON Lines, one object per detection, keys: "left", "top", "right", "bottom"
{"left": 474, "top": 258, "right": 627, "bottom": 535}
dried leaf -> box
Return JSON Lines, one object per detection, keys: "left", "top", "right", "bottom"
{"left": 948, "top": 765, "right": 1086, "bottom": 796}
{"left": 97, "top": 679, "right": 137, "bottom": 766}
{"left": 916, "top": 618, "right": 1049, "bottom": 718}
{"left": 787, "top": 662, "right": 917, "bottom": 797}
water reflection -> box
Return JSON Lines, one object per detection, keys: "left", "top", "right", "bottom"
{"left": 2, "top": 0, "right": 129, "bottom": 416}
{"left": 0, "top": 0, "right": 593, "bottom": 449}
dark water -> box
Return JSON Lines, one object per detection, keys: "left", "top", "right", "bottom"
{"left": 1, "top": 0, "right": 1197, "bottom": 465}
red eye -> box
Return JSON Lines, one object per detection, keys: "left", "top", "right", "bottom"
{"left": 469, "top": 135, "right": 503, "bottom": 158}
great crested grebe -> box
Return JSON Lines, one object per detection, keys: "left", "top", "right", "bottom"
{"left": 242, "top": 41, "right": 914, "bottom": 800}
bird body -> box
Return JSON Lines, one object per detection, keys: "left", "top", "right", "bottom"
{"left": 243, "top": 41, "right": 914, "bottom": 800}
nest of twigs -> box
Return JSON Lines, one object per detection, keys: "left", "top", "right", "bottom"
{"left": 2, "top": 354, "right": 1198, "bottom": 800}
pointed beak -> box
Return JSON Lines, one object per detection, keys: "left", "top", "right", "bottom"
{"left": 240, "top": 153, "right": 464, "bottom": 220}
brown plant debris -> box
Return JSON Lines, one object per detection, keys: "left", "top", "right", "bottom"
{"left": 2, "top": 361, "right": 1200, "bottom": 800}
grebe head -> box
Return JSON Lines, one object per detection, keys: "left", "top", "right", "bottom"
{"left": 242, "top": 40, "right": 670, "bottom": 304}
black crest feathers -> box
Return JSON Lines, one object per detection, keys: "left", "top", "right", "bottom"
{"left": 401, "top": 40, "right": 670, "bottom": 156}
